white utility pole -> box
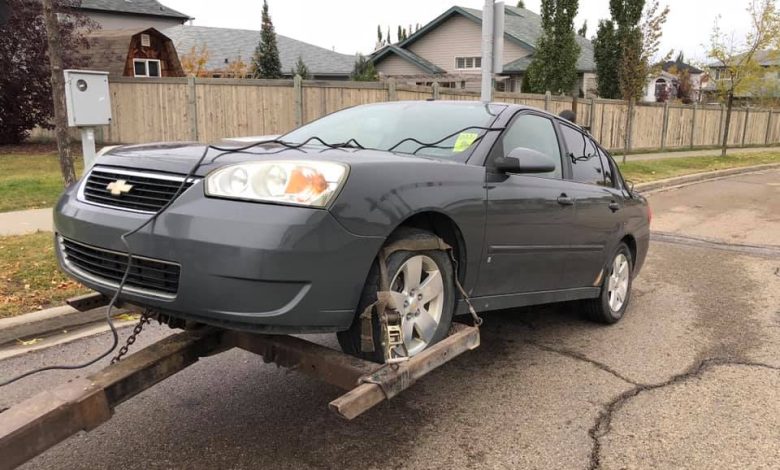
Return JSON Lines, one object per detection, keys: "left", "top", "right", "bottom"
{"left": 480, "top": 1, "right": 505, "bottom": 103}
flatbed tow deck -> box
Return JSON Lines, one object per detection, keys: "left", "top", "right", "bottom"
{"left": 0, "top": 295, "right": 480, "bottom": 469}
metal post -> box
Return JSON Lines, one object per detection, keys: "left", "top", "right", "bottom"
{"left": 480, "top": 0, "right": 494, "bottom": 103}
{"left": 80, "top": 128, "right": 97, "bottom": 169}
{"left": 293, "top": 74, "right": 303, "bottom": 127}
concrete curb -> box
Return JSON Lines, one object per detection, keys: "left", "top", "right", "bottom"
{"left": 0, "top": 305, "right": 126, "bottom": 346}
{"left": 635, "top": 163, "right": 780, "bottom": 194}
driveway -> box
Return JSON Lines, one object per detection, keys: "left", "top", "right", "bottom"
{"left": 1, "top": 170, "right": 778, "bottom": 469}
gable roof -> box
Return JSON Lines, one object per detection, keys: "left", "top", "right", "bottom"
{"left": 371, "top": 45, "right": 446, "bottom": 74}
{"left": 77, "top": 0, "right": 190, "bottom": 20}
{"left": 707, "top": 50, "right": 780, "bottom": 68}
{"left": 162, "top": 25, "right": 355, "bottom": 76}
{"left": 661, "top": 60, "right": 703, "bottom": 74}
{"left": 383, "top": 5, "right": 595, "bottom": 73}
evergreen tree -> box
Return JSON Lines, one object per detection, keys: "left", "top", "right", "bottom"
{"left": 387, "top": 26, "right": 391, "bottom": 44}
{"left": 377, "top": 24, "right": 383, "bottom": 46}
{"left": 524, "top": 0, "right": 580, "bottom": 94}
{"left": 594, "top": 19, "right": 621, "bottom": 98}
{"left": 291, "top": 56, "right": 310, "bottom": 79}
{"left": 351, "top": 54, "right": 378, "bottom": 81}
{"left": 251, "top": 0, "right": 282, "bottom": 79}
{"left": 397, "top": 25, "right": 402, "bottom": 43}
{"left": 516, "top": 1, "right": 525, "bottom": 8}
{"left": 578, "top": 20, "right": 588, "bottom": 37}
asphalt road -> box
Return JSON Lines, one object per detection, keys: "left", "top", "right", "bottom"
{"left": 1, "top": 169, "right": 778, "bottom": 470}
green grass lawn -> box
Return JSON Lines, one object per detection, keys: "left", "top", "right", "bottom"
{"left": 618, "top": 151, "right": 780, "bottom": 184}
{"left": 0, "top": 152, "right": 83, "bottom": 213}
{"left": 0, "top": 232, "right": 88, "bottom": 318}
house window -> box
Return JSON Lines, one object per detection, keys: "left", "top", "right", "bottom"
{"left": 455, "top": 56, "right": 482, "bottom": 70}
{"left": 133, "top": 59, "right": 161, "bottom": 78}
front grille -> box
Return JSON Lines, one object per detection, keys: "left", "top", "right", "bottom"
{"left": 60, "top": 237, "right": 180, "bottom": 297}
{"left": 81, "top": 167, "right": 195, "bottom": 213}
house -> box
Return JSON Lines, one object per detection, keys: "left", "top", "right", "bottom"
{"left": 644, "top": 60, "right": 705, "bottom": 103}
{"left": 74, "top": 0, "right": 190, "bottom": 30}
{"left": 370, "top": 5, "right": 597, "bottom": 96}
{"left": 162, "top": 25, "right": 355, "bottom": 79}
{"left": 86, "top": 28, "right": 184, "bottom": 78}
{"left": 705, "top": 50, "right": 780, "bottom": 101}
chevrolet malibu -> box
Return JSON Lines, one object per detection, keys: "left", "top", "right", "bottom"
{"left": 54, "top": 101, "right": 650, "bottom": 363}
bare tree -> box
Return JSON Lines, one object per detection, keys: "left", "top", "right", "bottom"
{"left": 708, "top": 0, "right": 780, "bottom": 156}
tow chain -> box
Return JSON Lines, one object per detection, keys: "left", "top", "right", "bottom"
{"left": 111, "top": 310, "right": 153, "bottom": 364}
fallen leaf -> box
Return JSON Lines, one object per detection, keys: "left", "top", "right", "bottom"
{"left": 17, "top": 338, "right": 43, "bottom": 346}
{"left": 114, "top": 313, "right": 140, "bottom": 322}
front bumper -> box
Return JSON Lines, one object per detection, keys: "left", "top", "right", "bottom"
{"left": 54, "top": 180, "right": 384, "bottom": 333}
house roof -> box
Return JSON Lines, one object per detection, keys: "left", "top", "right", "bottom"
{"left": 708, "top": 50, "right": 780, "bottom": 68}
{"left": 382, "top": 5, "right": 595, "bottom": 73}
{"left": 371, "top": 45, "right": 446, "bottom": 74}
{"left": 661, "top": 60, "right": 703, "bottom": 74}
{"left": 77, "top": 0, "right": 190, "bottom": 20}
{"left": 85, "top": 27, "right": 183, "bottom": 76}
{"left": 162, "top": 25, "right": 355, "bottom": 76}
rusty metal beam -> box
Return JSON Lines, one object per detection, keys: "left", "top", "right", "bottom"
{"left": 0, "top": 327, "right": 223, "bottom": 469}
{"left": 329, "top": 323, "right": 480, "bottom": 420}
{"left": 227, "top": 332, "right": 378, "bottom": 390}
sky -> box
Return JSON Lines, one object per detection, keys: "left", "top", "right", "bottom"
{"left": 160, "top": 0, "right": 753, "bottom": 64}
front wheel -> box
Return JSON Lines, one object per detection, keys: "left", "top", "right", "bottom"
{"left": 337, "top": 228, "right": 455, "bottom": 363}
{"left": 583, "top": 243, "right": 633, "bottom": 324}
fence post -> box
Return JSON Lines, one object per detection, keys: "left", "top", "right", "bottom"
{"left": 293, "top": 74, "right": 303, "bottom": 127}
{"left": 689, "top": 103, "right": 698, "bottom": 149}
{"left": 717, "top": 103, "right": 725, "bottom": 145}
{"left": 544, "top": 91, "right": 551, "bottom": 111}
{"left": 742, "top": 106, "right": 750, "bottom": 147}
{"left": 432, "top": 81, "right": 440, "bottom": 100}
{"left": 187, "top": 76, "right": 198, "bottom": 141}
{"left": 387, "top": 78, "right": 397, "bottom": 101}
{"left": 660, "top": 101, "right": 670, "bottom": 151}
{"left": 765, "top": 110, "right": 773, "bottom": 145}
{"left": 588, "top": 97, "right": 595, "bottom": 131}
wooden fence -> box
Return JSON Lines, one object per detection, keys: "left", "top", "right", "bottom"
{"left": 32, "top": 77, "right": 780, "bottom": 152}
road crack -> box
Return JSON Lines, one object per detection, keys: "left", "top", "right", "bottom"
{"left": 524, "top": 341, "right": 641, "bottom": 386}
{"left": 586, "top": 357, "right": 780, "bottom": 470}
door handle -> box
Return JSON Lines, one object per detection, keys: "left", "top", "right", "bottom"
{"left": 609, "top": 201, "right": 621, "bottom": 212}
{"left": 557, "top": 194, "right": 575, "bottom": 206}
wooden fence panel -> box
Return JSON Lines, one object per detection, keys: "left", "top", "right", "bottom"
{"left": 29, "top": 78, "right": 780, "bottom": 153}
{"left": 630, "top": 104, "right": 664, "bottom": 150}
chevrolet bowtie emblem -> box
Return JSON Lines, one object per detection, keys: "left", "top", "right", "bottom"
{"left": 106, "top": 179, "right": 133, "bottom": 196}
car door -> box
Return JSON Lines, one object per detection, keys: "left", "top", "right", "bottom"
{"left": 475, "top": 112, "right": 577, "bottom": 297}
{"left": 557, "top": 124, "right": 625, "bottom": 289}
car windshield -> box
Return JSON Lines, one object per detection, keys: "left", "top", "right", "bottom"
{"left": 281, "top": 102, "right": 504, "bottom": 158}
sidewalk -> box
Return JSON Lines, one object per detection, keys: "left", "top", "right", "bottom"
{"left": 0, "top": 208, "right": 53, "bottom": 236}
{"left": 623, "top": 146, "right": 777, "bottom": 161}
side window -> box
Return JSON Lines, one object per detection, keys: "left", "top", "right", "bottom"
{"left": 560, "top": 125, "right": 604, "bottom": 186}
{"left": 597, "top": 147, "right": 615, "bottom": 187}
{"left": 500, "top": 114, "right": 562, "bottom": 179}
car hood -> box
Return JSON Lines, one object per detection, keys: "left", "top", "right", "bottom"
{"left": 95, "top": 141, "right": 456, "bottom": 176}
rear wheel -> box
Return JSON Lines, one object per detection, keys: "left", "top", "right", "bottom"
{"left": 337, "top": 228, "right": 455, "bottom": 363}
{"left": 583, "top": 243, "right": 633, "bottom": 324}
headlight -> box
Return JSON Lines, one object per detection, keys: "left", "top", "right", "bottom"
{"left": 205, "top": 161, "right": 348, "bottom": 207}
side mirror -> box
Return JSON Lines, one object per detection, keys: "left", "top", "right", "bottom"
{"left": 494, "top": 147, "right": 557, "bottom": 174}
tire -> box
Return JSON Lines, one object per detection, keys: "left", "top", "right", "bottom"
{"left": 337, "top": 228, "right": 455, "bottom": 363}
{"left": 583, "top": 242, "right": 633, "bottom": 324}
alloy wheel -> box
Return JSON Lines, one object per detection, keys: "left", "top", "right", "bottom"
{"left": 607, "top": 253, "right": 630, "bottom": 312}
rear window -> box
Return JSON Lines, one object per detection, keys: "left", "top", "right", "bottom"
{"left": 282, "top": 102, "right": 504, "bottom": 159}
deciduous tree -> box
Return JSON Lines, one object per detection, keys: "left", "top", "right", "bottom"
{"left": 180, "top": 45, "right": 210, "bottom": 77}
{"left": 251, "top": 0, "right": 282, "bottom": 79}
{"left": 709, "top": 0, "right": 780, "bottom": 155}
{"left": 0, "top": 0, "right": 93, "bottom": 185}
{"left": 524, "top": 0, "right": 580, "bottom": 95}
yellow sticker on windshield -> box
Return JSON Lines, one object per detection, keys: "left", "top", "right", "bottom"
{"left": 453, "top": 132, "right": 479, "bottom": 153}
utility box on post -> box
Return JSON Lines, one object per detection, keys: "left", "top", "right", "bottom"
{"left": 63, "top": 70, "right": 112, "bottom": 168}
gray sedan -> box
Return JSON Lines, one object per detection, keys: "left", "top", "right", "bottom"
{"left": 54, "top": 101, "right": 650, "bottom": 363}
